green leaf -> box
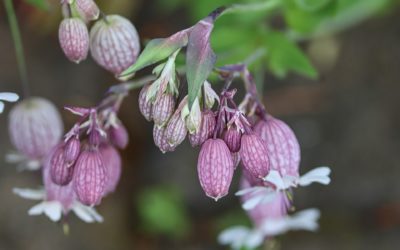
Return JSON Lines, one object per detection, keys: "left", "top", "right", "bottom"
{"left": 186, "top": 18, "right": 216, "bottom": 108}
{"left": 119, "top": 30, "right": 189, "bottom": 80}
{"left": 293, "top": 0, "right": 332, "bottom": 12}
{"left": 24, "top": 0, "right": 49, "bottom": 10}
{"left": 265, "top": 32, "right": 317, "bottom": 78}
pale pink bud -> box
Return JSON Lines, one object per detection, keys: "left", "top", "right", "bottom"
{"left": 165, "top": 111, "right": 187, "bottom": 148}
{"left": 240, "top": 133, "right": 270, "bottom": 179}
{"left": 43, "top": 151, "right": 75, "bottom": 210}
{"left": 240, "top": 176, "right": 290, "bottom": 228}
{"left": 152, "top": 94, "right": 175, "bottom": 127}
{"left": 223, "top": 127, "right": 242, "bottom": 153}
{"left": 58, "top": 18, "right": 89, "bottom": 63}
{"left": 189, "top": 110, "right": 215, "bottom": 147}
{"left": 153, "top": 125, "right": 174, "bottom": 153}
{"left": 108, "top": 122, "right": 129, "bottom": 149}
{"left": 8, "top": 97, "right": 63, "bottom": 160}
{"left": 74, "top": 0, "right": 100, "bottom": 22}
{"left": 100, "top": 145, "right": 122, "bottom": 195}
{"left": 138, "top": 84, "right": 153, "bottom": 121}
{"left": 197, "top": 139, "right": 234, "bottom": 201}
{"left": 64, "top": 136, "right": 81, "bottom": 165}
{"left": 254, "top": 117, "right": 301, "bottom": 177}
{"left": 90, "top": 15, "right": 140, "bottom": 75}
{"left": 50, "top": 144, "right": 74, "bottom": 186}
{"left": 73, "top": 148, "right": 107, "bottom": 206}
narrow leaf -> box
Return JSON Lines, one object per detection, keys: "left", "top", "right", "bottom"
{"left": 119, "top": 29, "right": 190, "bottom": 80}
{"left": 186, "top": 17, "right": 216, "bottom": 108}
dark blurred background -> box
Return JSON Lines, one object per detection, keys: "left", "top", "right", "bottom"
{"left": 1, "top": 0, "right": 400, "bottom": 249}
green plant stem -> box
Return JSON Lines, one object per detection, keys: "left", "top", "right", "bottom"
{"left": 4, "top": 0, "right": 30, "bottom": 98}
{"left": 222, "top": 0, "right": 282, "bottom": 17}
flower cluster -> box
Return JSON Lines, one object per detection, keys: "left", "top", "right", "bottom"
{"left": 58, "top": 0, "right": 140, "bottom": 75}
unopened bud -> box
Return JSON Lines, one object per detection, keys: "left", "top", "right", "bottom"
{"left": 100, "top": 145, "right": 122, "bottom": 195}
{"left": 165, "top": 111, "right": 187, "bottom": 149}
{"left": 254, "top": 117, "right": 300, "bottom": 177}
{"left": 223, "top": 126, "right": 242, "bottom": 153}
{"left": 153, "top": 125, "right": 175, "bottom": 153}
{"left": 138, "top": 84, "right": 153, "bottom": 121}
{"left": 50, "top": 144, "right": 74, "bottom": 186}
{"left": 8, "top": 97, "right": 63, "bottom": 160}
{"left": 64, "top": 136, "right": 81, "bottom": 165}
{"left": 197, "top": 139, "right": 234, "bottom": 201}
{"left": 152, "top": 94, "right": 175, "bottom": 127}
{"left": 108, "top": 122, "right": 129, "bottom": 149}
{"left": 189, "top": 110, "right": 215, "bottom": 147}
{"left": 74, "top": 0, "right": 100, "bottom": 22}
{"left": 73, "top": 148, "right": 107, "bottom": 206}
{"left": 240, "top": 133, "right": 270, "bottom": 179}
{"left": 90, "top": 15, "right": 140, "bottom": 75}
{"left": 59, "top": 18, "right": 89, "bottom": 63}
{"left": 185, "top": 97, "right": 202, "bottom": 134}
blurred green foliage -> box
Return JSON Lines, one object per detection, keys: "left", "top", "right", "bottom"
{"left": 24, "top": 0, "right": 49, "bottom": 10}
{"left": 157, "top": 0, "right": 396, "bottom": 79}
{"left": 136, "top": 185, "right": 191, "bottom": 239}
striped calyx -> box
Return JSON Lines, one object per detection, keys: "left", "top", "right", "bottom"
{"left": 240, "top": 133, "right": 270, "bottom": 179}
{"left": 58, "top": 18, "right": 89, "bottom": 63}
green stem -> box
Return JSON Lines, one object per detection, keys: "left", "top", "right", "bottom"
{"left": 221, "top": 0, "right": 282, "bottom": 18}
{"left": 4, "top": 0, "right": 30, "bottom": 98}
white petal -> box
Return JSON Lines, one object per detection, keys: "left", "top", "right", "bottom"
{"left": 0, "top": 102, "right": 4, "bottom": 113}
{"left": 28, "top": 202, "right": 47, "bottom": 216}
{"left": 263, "top": 170, "right": 289, "bottom": 190}
{"left": 0, "top": 92, "right": 19, "bottom": 102}
{"left": 235, "top": 186, "right": 264, "bottom": 196}
{"left": 287, "top": 208, "right": 320, "bottom": 231}
{"left": 71, "top": 202, "right": 103, "bottom": 223}
{"left": 43, "top": 201, "right": 63, "bottom": 222}
{"left": 13, "top": 188, "right": 45, "bottom": 200}
{"left": 5, "top": 152, "right": 25, "bottom": 163}
{"left": 243, "top": 229, "right": 264, "bottom": 249}
{"left": 242, "top": 194, "right": 265, "bottom": 210}
{"left": 218, "top": 226, "right": 253, "bottom": 249}
{"left": 260, "top": 217, "right": 291, "bottom": 236}
{"left": 299, "top": 166, "right": 331, "bottom": 186}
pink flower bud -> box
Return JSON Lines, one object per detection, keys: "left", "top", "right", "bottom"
{"left": 73, "top": 148, "right": 107, "bottom": 206}
{"left": 8, "top": 97, "right": 63, "bottom": 160}
{"left": 43, "top": 151, "right": 75, "bottom": 210}
{"left": 223, "top": 127, "right": 242, "bottom": 153}
{"left": 90, "top": 15, "right": 140, "bottom": 75}
{"left": 74, "top": 0, "right": 100, "bottom": 22}
{"left": 100, "top": 145, "right": 122, "bottom": 195}
{"left": 49, "top": 144, "right": 74, "bottom": 186}
{"left": 108, "top": 122, "right": 129, "bottom": 149}
{"left": 64, "top": 136, "right": 81, "bottom": 165}
{"left": 197, "top": 139, "right": 234, "bottom": 201}
{"left": 58, "top": 18, "right": 89, "bottom": 63}
{"left": 153, "top": 125, "right": 174, "bottom": 153}
{"left": 240, "top": 133, "right": 270, "bottom": 179}
{"left": 138, "top": 84, "right": 153, "bottom": 121}
{"left": 152, "top": 94, "right": 175, "bottom": 127}
{"left": 189, "top": 110, "right": 216, "bottom": 147}
{"left": 254, "top": 117, "right": 300, "bottom": 177}
{"left": 165, "top": 111, "right": 187, "bottom": 149}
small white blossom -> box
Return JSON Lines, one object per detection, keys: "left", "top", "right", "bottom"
{"left": 0, "top": 92, "right": 19, "bottom": 114}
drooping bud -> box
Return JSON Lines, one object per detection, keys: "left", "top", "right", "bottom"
{"left": 49, "top": 144, "right": 74, "bottom": 186}
{"left": 185, "top": 97, "right": 202, "bottom": 134}
{"left": 100, "top": 145, "right": 122, "bottom": 195}
{"left": 138, "top": 84, "right": 153, "bottom": 121}
{"left": 108, "top": 122, "right": 129, "bottom": 149}
{"left": 43, "top": 149, "right": 75, "bottom": 210}
{"left": 197, "top": 139, "right": 234, "bottom": 201}
{"left": 240, "top": 133, "right": 270, "bottom": 179}
{"left": 8, "top": 97, "right": 63, "bottom": 160}
{"left": 189, "top": 110, "right": 215, "bottom": 147}
{"left": 152, "top": 94, "right": 175, "bottom": 127}
{"left": 58, "top": 18, "right": 89, "bottom": 63}
{"left": 64, "top": 136, "right": 81, "bottom": 165}
{"left": 73, "top": 148, "right": 107, "bottom": 206}
{"left": 165, "top": 110, "right": 187, "bottom": 149}
{"left": 90, "top": 15, "right": 140, "bottom": 75}
{"left": 223, "top": 126, "right": 242, "bottom": 153}
{"left": 74, "top": 0, "right": 100, "bottom": 22}
{"left": 153, "top": 125, "right": 174, "bottom": 153}
{"left": 254, "top": 117, "right": 301, "bottom": 177}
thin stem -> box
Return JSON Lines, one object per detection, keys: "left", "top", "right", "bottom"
{"left": 220, "top": 0, "right": 282, "bottom": 19}
{"left": 4, "top": 0, "right": 30, "bottom": 98}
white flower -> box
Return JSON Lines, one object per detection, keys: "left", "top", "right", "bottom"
{"left": 0, "top": 92, "right": 19, "bottom": 113}
{"left": 236, "top": 166, "right": 331, "bottom": 210}
{"left": 6, "top": 151, "right": 41, "bottom": 171}
{"left": 13, "top": 187, "right": 103, "bottom": 223}
{"left": 218, "top": 208, "right": 321, "bottom": 250}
